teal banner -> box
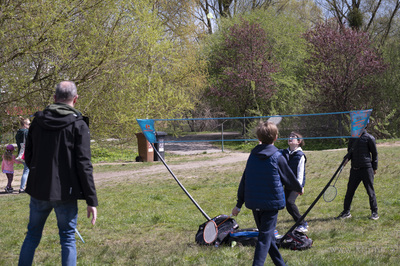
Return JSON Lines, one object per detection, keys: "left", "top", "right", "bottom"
{"left": 136, "top": 119, "right": 156, "bottom": 143}
{"left": 350, "top": 109, "right": 372, "bottom": 137}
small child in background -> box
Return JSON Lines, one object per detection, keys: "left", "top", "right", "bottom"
{"left": 2, "top": 144, "right": 22, "bottom": 193}
{"left": 282, "top": 131, "right": 308, "bottom": 232}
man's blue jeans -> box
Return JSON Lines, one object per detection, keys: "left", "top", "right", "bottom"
{"left": 19, "top": 197, "right": 78, "bottom": 266}
{"left": 19, "top": 163, "right": 29, "bottom": 190}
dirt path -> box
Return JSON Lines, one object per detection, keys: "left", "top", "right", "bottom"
{"left": 93, "top": 151, "right": 249, "bottom": 185}
{"left": 0, "top": 151, "right": 249, "bottom": 194}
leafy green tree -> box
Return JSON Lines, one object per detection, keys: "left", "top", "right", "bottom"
{"left": 207, "top": 18, "right": 278, "bottom": 121}
{"left": 371, "top": 39, "right": 400, "bottom": 138}
{"left": 82, "top": 1, "right": 207, "bottom": 139}
{"left": 204, "top": 9, "right": 308, "bottom": 120}
{"left": 1, "top": 0, "right": 121, "bottom": 133}
{"left": 0, "top": 0, "right": 207, "bottom": 140}
{"left": 248, "top": 9, "right": 309, "bottom": 116}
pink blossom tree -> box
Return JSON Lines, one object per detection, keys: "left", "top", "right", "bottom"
{"left": 304, "top": 22, "right": 387, "bottom": 112}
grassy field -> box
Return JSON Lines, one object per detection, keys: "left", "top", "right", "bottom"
{"left": 1, "top": 143, "right": 399, "bottom": 265}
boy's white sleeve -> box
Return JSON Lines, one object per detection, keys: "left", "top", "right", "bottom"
{"left": 297, "top": 155, "right": 306, "bottom": 186}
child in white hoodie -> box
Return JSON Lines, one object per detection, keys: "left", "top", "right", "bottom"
{"left": 282, "top": 131, "right": 308, "bottom": 232}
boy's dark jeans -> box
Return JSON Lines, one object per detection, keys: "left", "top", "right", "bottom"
{"left": 252, "top": 209, "right": 286, "bottom": 266}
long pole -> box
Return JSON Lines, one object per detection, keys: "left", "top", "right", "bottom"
{"left": 150, "top": 142, "right": 211, "bottom": 221}
{"left": 221, "top": 121, "right": 224, "bottom": 153}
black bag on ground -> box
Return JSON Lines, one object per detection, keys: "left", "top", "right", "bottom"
{"left": 195, "top": 214, "right": 239, "bottom": 246}
{"left": 277, "top": 230, "right": 313, "bottom": 250}
{"left": 226, "top": 228, "right": 259, "bottom": 246}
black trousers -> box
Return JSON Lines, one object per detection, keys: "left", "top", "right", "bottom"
{"left": 284, "top": 188, "right": 306, "bottom": 225}
{"left": 343, "top": 167, "right": 378, "bottom": 213}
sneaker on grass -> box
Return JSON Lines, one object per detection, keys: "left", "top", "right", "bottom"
{"left": 336, "top": 211, "right": 351, "bottom": 220}
{"left": 296, "top": 222, "right": 309, "bottom": 233}
{"left": 369, "top": 212, "right": 379, "bottom": 220}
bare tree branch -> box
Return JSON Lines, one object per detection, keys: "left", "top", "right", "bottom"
{"left": 365, "top": 0, "right": 382, "bottom": 31}
{"left": 380, "top": 0, "right": 400, "bottom": 45}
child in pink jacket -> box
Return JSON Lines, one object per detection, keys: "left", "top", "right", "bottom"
{"left": 2, "top": 144, "right": 22, "bottom": 193}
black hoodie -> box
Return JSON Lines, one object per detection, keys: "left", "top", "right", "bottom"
{"left": 347, "top": 129, "right": 378, "bottom": 170}
{"left": 25, "top": 103, "right": 98, "bottom": 206}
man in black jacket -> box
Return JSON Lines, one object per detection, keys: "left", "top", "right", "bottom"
{"left": 336, "top": 125, "right": 378, "bottom": 220}
{"left": 19, "top": 81, "right": 98, "bottom": 266}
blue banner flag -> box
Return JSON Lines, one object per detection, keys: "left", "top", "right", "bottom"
{"left": 136, "top": 119, "right": 156, "bottom": 143}
{"left": 350, "top": 109, "right": 372, "bottom": 137}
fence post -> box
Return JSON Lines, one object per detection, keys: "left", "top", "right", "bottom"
{"left": 221, "top": 120, "right": 227, "bottom": 152}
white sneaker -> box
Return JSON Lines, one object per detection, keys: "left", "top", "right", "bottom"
{"left": 296, "top": 222, "right": 308, "bottom": 233}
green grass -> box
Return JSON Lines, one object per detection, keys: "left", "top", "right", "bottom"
{"left": 91, "top": 140, "right": 139, "bottom": 163}
{"left": 1, "top": 144, "right": 399, "bottom": 265}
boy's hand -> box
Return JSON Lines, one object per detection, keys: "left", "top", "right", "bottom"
{"left": 231, "top": 206, "right": 241, "bottom": 216}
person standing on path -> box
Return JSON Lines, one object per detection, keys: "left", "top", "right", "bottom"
{"left": 2, "top": 144, "right": 22, "bottom": 193}
{"left": 15, "top": 116, "right": 30, "bottom": 193}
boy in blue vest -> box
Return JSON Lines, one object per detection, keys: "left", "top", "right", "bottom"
{"left": 232, "top": 121, "right": 303, "bottom": 266}
{"left": 281, "top": 131, "right": 308, "bottom": 232}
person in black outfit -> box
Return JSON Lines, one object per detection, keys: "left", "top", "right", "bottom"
{"left": 336, "top": 124, "right": 378, "bottom": 220}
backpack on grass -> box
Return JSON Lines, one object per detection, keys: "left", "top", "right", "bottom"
{"left": 195, "top": 214, "right": 239, "bottom": 246}
{"left": 277, "top": 230, "right": 313, "bottom": 250}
